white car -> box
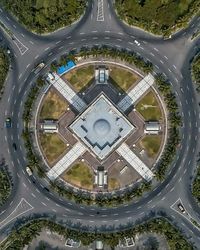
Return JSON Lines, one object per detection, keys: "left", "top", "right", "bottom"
{"left": 134, "top": 40, "right": 140, "bottom": 46}
{"left": 178, "top": 203, "right": 186, "bottom": 213}
{"left": 26, "top": 166, "right": 32, "bottom": 176}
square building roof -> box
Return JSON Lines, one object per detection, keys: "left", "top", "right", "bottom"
{"left": 70, "top": 94, "right": 135, "bottom": 160}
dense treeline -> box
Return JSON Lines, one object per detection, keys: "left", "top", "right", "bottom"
{"left": 154, "top": 74, "right": 181, "bottom": 180}
{"left": 0, "top": 0, "right": 86, "bottom": 33}
{"left": 192, "top": 53, "right": 200, "bottom": 89}
{"left": 192, "top": 54, "right": 200, "bottom": 202}
{"left": 115, "top": 0, "right": 200, "bottom": 36}
{"left": 1, "top": 217, "right": 193, "bottom": 249}
{"left": 192, "top": 164, "right": 200, "bottom": 202}
{"left": 0, "top": 167, "right": 12, "bottom": 206}
{"left": 0, "top": 48, "right": 9, "bottom": 100}
{"left": 22, "top": 77, "right": 46, "bottom": 178}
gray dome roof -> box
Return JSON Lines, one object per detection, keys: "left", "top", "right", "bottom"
{"left": 93, "top": 119, "right": 111, "bottom": 136}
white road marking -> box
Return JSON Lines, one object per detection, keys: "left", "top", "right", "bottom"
{"left": 173, "top": 64, "right": 177, "bottom": 69}
{"left": 97, "top": 0, "right": 104, "bottom": 21}
{"left": 31, "top": 193, "right": 36, "bottom": 198}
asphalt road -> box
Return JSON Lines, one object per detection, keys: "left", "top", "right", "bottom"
{"left": 0, "top": 0, "right": 200, "bottom": 247}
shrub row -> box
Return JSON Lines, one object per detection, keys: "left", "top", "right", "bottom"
{"left": 1, "top": 217, "right": 193, "bottom": 249}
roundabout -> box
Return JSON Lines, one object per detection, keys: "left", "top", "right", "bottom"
{"left": 0, "top": 0, "right": 200, "bottom": 247}
{"left": 33, "top": 58, "right": 167, "bottom": 195}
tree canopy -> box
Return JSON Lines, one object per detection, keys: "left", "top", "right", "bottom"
{"left": 0, "top": 0, "right": 87, "bottom": 33}
{"left": 115, "top": 0, "right": 200, "bottom": 36}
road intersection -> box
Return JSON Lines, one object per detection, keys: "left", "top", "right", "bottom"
{"left": 0, "top": 0, "right": 200, "bottom": 247}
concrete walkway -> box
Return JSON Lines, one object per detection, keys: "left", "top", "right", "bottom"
{"left": 47, "top": 142, "right": 86, "bottom": 180}
{"left": 49, "top": 73, "right": 87, "bottom": 112}
{"left": 116, "top": 143, "right": 154, "bottom": 181}
{"left": 118, "top": 74, "right": 154, "bottom": 112}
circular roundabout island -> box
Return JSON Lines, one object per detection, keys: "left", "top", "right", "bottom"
{"left": 33, "top": 58, "right": 168, "bottom": 196}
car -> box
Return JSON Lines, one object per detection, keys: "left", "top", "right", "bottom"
{"left": 134, "top": 40, "right": 140, "bottom": 46}
{"left": 5, "top": 118, "right": 12, "bottom": 128}
{"left": 26, "top": 166, "right": 32, "bottom": 176}
{"left": 178, "top": 203, "right": 186, "bottom": 213}
{"left": 12, "top": 143, "right": 17, "bottom": 151}
{"left": 34, "top": 62, "right": 45, "bottom": 74}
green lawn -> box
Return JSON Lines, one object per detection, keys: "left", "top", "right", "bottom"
{"left": 136, "top": 91, "right": 162, "bottom": 121}
{"left": 115, "top": 0, "right": 198, "bottom": 35}
{"left": 62, "top": 163, "right": 93, "bottom": 190}
{"left": 40, "top": 89, "right": 68, "bottom": 120}
{"left": 108, "top": 177, "right": 120, "bottom": 190}
{"left": 109, "top": 66, "right": 140, "bottom": 91}
{"left": 140, "top": 135, "right": 162, "bottom": 158}
{"left": 63, "top": 65, "right": 94, "bottom": 91}
{"left": 0, "top": 0, "right": 86, "bottom": 33}
{"left": 40, "top": 133, "right": 67, "bottom": 164}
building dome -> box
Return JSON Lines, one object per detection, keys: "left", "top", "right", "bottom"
{"left": 93, "top": 119, "right": 111, "bottom": 136}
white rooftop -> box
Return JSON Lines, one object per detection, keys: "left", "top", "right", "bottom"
{"left": 70, "top": 94, "right": 134, "bottom": 160}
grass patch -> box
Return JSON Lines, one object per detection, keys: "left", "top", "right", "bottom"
{"left": 115, "top": 0, "right": 199, "bottom": 36}
{"left": 109, "top": 66, "right": 140, "bottom": 91}
{"left": 63, "top": 65, "right": 94, "bottom": 91}
{"left": 62, "top": 163, "right": 93, "bottom": 190}
{"left": 40, "top": 133, "right": 67, "bottom": 164}
{"left": 136, "top": 91, "right": 162, "bottom": 120}
{"left": 40, "top": 89, "right": 68, "bottom": 120}
{"left": 140, "top": 135, "right": 162, "bottom": 158}
{"left": 108, "top": 178, "right": 120, "bottom": 190}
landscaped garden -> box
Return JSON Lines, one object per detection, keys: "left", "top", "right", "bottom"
{"left": 63, "top": 65, "right": 94, "bottom": 92}
{"left": 39, "top": 89, "right": 68, "bottom": 120}
{"left": 136, "top": 91, "right": 162, "bottom": 121}
{"left": 0, "top": 0, "right": 86, "bottom": 33}
{"left": 39, "top": 133, "right": 67, "bottom": 164}
{"left": 140, "top": 135, "right": 162, "bottom": 159}
{"left": 115, "top": 0, "right": 199, "bottom": 36}
{"left": 62, "top": 162, "right": 93, "bottom": 190}
{"left": 109, "top": 65, "right": 140, "bottom": 91}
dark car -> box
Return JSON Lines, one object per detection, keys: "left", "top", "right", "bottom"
{"left": 178, "top": 203, "right": 186, "bottom": 213}
{"left": 12, "top": 143, "right": 17, "bottom": 151}
{"left": 5, "top": 118, "right": 12, "bottom": 128}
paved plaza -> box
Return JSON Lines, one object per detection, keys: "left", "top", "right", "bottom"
{"left": 44, "top": 67, "right": 159, "bottom": 185}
